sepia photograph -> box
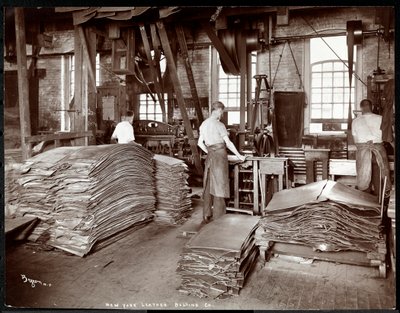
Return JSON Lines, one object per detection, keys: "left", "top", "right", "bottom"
{"left": 2, "top": 5, "right": 397, "bottom": 310}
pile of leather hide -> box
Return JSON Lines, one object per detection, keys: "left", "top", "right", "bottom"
{"left": 4, "top": 155, "right": 22, "bottom": 217}
{"left": 15, "top": 144, "right": 155, "bottom": 256}
{"left": 177, "top": 215, "right": 259, "bottom": 298}
{"left": 256, "top": 180, "right": 384, "bottom": 253}
{"left": 153, "top": 154, "right": 192, "bottom": 225}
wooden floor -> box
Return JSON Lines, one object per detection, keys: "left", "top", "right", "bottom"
{"left": 5, "top": 198, "right": 396, "bottom": 310}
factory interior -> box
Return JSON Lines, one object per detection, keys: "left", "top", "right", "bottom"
{"left": 3, "top": 6, "right": 397, "bottom": 310}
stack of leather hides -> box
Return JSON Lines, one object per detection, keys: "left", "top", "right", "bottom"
{"left": 15, "top": 144, "right": 155, "bottom": 256}
{"left": 5, "top": 155, "right": 22, "bottom": 217}
{"left": 256, "top": 180, "right": 384, "bottom": 253}
{"left": 177, "top": 215, "right": 259, "bottom": 298}
{"left": 153, "top": 154, "right": 192, "bottom": 225}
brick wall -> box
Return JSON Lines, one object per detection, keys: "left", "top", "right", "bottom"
{"left": 36, "top": 57, "right": 62, "bottom": 131}
{"left": 176, "top": 46, "right": 210, "bottom": 98}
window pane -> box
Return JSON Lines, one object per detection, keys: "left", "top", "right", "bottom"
{"left": 322, "top": 92, "right": 332, "bottom": 103}
{"left": 311, "top": 73, "right": 322, "bottom": 87}
{"left": 332, "top": 103, "right": 343, "bottom": 118}
{"left": 322, "top": 73, "right": 333, "bottom": 87}
{"left": 313, "top": 88, "right": 322, "bottom": 95}
{"left": 312, "top": 93, "right": 321, "bottom": 103}
{"left": 334, "top": 62, "right": 345, "bottom": 71}
{"left": 323, "top": 62, "right": 333, "bottom": 71}
{"left": 226, "top": 99, "right": 238, "bottom": 107}
{"left": 311, "top": 109, "right": 321, "bottom": 118}
{"left": 155, "top": 105, "right": 162, "bottom": 114}
{"left": 333, "top": 72, "right": 343, "bottom": 86}
{"left": 228, "top": 111, "right": 240, "bottom": 125}
{"left": 309, "top": 123, "right": 322, "bottom": 133}
{"left": 219, "top": 82, "right": 228, "bottom": 93}
{"left": 322, "top": 104, "right": 332, "bottom": 118}
{"left": 333, "top": 91, "right": 344, "bottom": 103}
{"left": 313, "top": 64, "right": 322, "bottom": 71}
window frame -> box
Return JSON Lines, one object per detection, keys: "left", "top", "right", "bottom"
{"left": 216, "top": 52, "right": 257, "bottom": 125}
{"left": 307, "top": 36, "right": 358, "bottom": 134}
{"left": 138, "top": 93, "right": 168, "bottom": 122}
{"left": 310, "top": 59, "right": 356, "bottom": 124}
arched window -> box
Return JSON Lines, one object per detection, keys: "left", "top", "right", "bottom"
{"left": 309, "top": 36, "right": 356, "bottom": 133}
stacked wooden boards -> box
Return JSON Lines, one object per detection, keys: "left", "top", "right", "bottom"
{"left": 177, "top": 215, "right": 259, "bottom": 298}
{"left": 255, "top": 180, "right": 386, "bottom": 261}
{"left": 15, "top": 144, "right": 155, "bottom": 256}
{"left": 153, "top": 154, "right": 192, "bottom": 225}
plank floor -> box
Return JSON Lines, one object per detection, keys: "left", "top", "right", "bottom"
{"left": 5, "top": 198, "right": 396, "bottom": 310}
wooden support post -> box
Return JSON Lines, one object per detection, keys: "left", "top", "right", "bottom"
{"left": 73, "top": 26, "right": 85, "bottom": 146}
{"left": 234, "top": 164, "right": 239, "bottom": 209}
{"left": 77, "top": 26, "right": 97, "bottom": 90}
{"left": 157, "top": 21, "right": 203, "bottom": 175}
{"left": 253, "top": 159, "right": 259, "bottom": 214}
{"left": 14, "top": 8, "right": 32, "bottom": 160}
{"left": 150, "top": 24, "right": 163, "bottom": 86}
{"left": 28, "top": 45, "right": 41, "bottom": 136}
{"left": 139, "top": 23, "right": 167, "bottom": 122}
{"left": 246, "top": 53, "right": 252, "bottom": 130}
{"left": 202, "top": 22, "right": 239, "bottom": 75}
{"left": 85, "top": 27, "right": 97, "bottom": 145}
{"left": 175, "top": 24, "right": 204, "bottom": 124}
{"left": 238, "top": 31, "right": 247, "bottom": 149}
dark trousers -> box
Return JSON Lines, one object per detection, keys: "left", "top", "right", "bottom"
{"left": 370, "top": 154, "right": 381, "bottom": 196}
{"left": 203, "top": 170, "right": 226, "bottom": 220}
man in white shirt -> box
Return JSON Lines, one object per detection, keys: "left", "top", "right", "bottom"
{"left": 352, "top": 99, "right": 391, "bottom": 197}
{"left": 198, "top": 101, "right": 246, "bottom": 224}
{"left": 111, "top": 111, "right": 135, "bottom": 144}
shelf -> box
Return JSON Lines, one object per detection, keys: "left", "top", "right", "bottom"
{"left": 226, "top": 207, "right": 254, "bottom": 215}
{"left": 239, "top": 189, "right": 254, "bottom": 193}
{"left": 228, "top": 201, "right": 254, "bottom": 206}
{"left": 239, "top": 169, "right": 253, "bottom": 173}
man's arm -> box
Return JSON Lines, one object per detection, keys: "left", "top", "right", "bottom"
{"left": 223, "top": 136, "right": 246, "bottom": 162}
{"left": 197, "top": 133, "right": 208, "bottom": 154}
{"left": 111, "top": 124, "right": 118, "bottom": 140}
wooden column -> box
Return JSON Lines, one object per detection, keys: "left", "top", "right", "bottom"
{"left": 238, "top": 31, "right": 247, "bottom": 149}
{"left": 139, "top": 23, "right": 167, "bottom": 122}
{"left": 73, "top": 26, "right": 85, "bottom": 145}
{"left": 84, "top": 27, "right": 97, "bottom": 145}
{"left": 246, "top": 53, "right": 253, "bottom": 130}
{"left": 28, "top": 43, "right": 41, "bottom": 136}
{"left": 14, "top": 8, "right": 32, "bottom": 160}
{"left": 175, "top": 24, "right": 204, "bottom": 124}
{"left": 157, "top": 21, "right": 203, "bottom": 175}
{"left": 74, "top": 26, "right": 96, "bottom": 146}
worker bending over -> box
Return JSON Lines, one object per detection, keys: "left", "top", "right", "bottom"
{"left": 111, "top": 111, "right": 135, "bottom": 144}
{"left": 198, "top": 101, "right": 246, "bottom": 224}
{"left": 352, "top": 99, "right": 391, "bottom": 198}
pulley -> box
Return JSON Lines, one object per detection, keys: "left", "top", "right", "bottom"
{"left": 217, "top": 28, "right": 260, "bottom": 75}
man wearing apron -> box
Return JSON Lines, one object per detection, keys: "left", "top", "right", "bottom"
{"left": 197, "top": 101, "right": 246, "bottom": 224}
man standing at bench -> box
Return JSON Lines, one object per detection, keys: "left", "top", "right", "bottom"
{"left": 197, "top": 101, "right": 246, "bottom": 224}
{"left": 111, "top": 111, "right": 135, "bottom": 144}
{"left": 352, "top": 99, "right": 391, "bottom": 199}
